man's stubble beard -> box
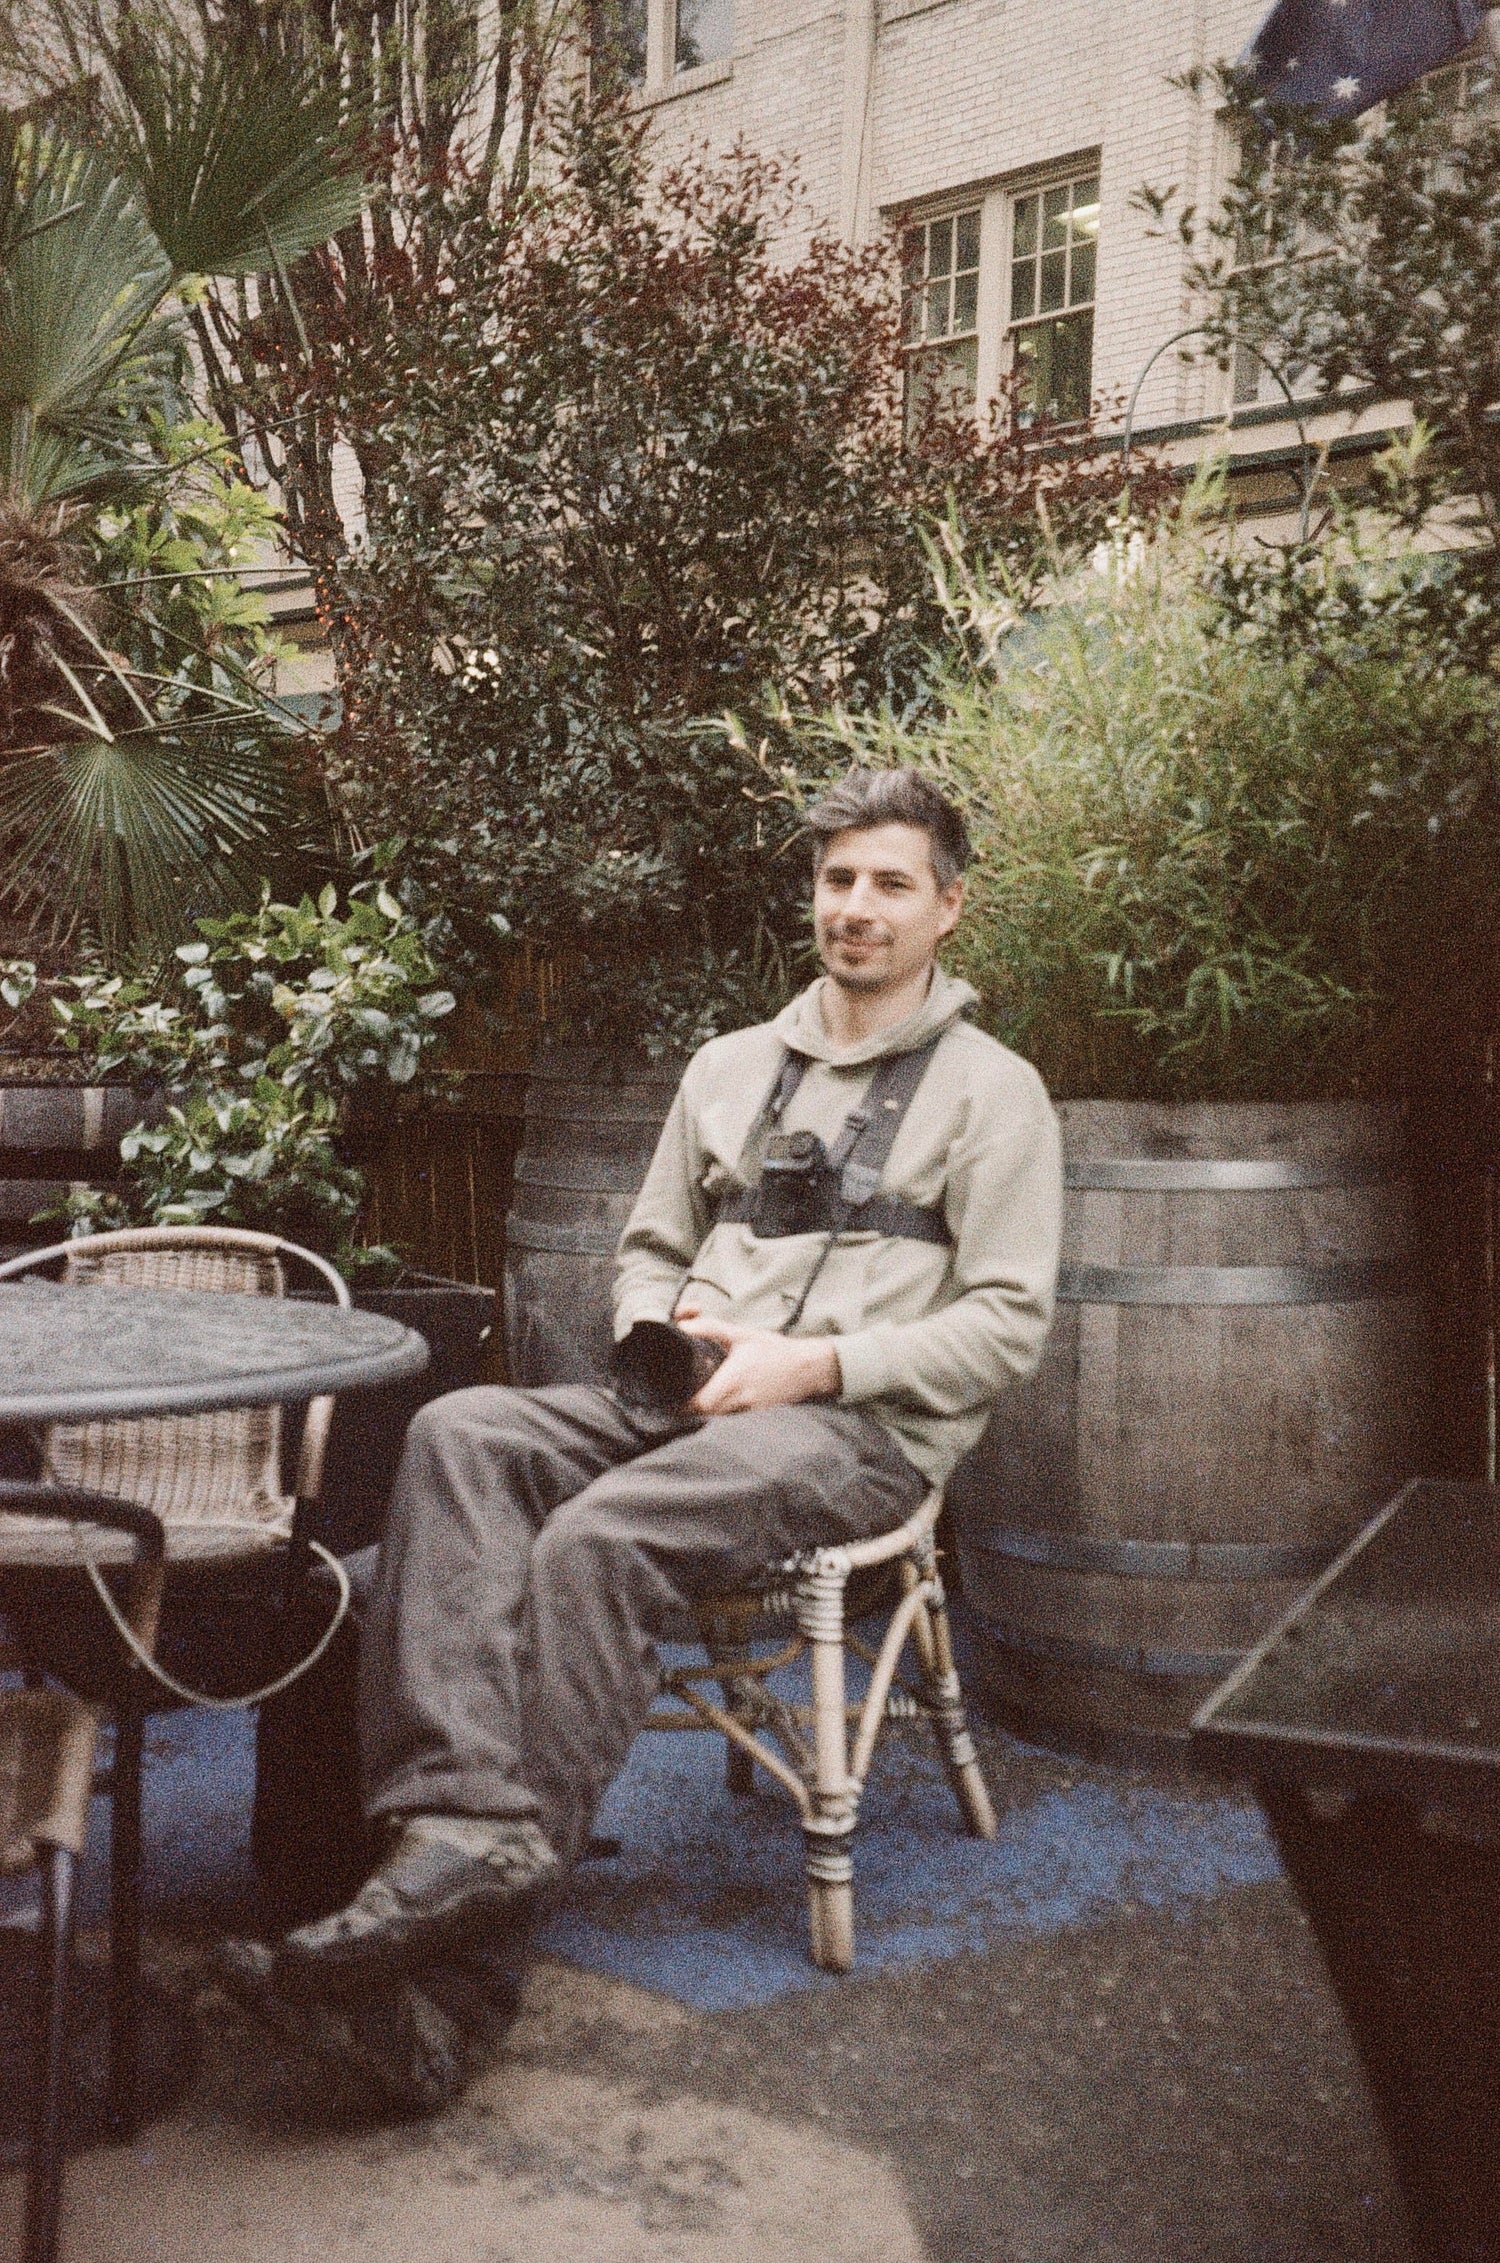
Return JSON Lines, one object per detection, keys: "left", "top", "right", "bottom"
{"left": 824, "top": 962, "right": 891, "bottom": 995}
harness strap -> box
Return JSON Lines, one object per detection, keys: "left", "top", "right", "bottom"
{"left": 716, "top": 1034, "right": 950, "bottom": 1246}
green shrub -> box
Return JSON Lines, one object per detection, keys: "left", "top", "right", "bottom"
{"left": 4, "top": 881, "right": 453, "bottom": 1248}
{"left": 819, "top": 490, "right": 1500, "bottom": 1100}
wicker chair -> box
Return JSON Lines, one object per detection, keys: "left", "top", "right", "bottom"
{"left": 0, "top": 1483, "right": 165, "bottom": 2263}
{"left": 0, "top": 1225, "right": 352, "bottom": 2139}
{"left": 648, "top": 1485, "right": 997, "bottom": 1972}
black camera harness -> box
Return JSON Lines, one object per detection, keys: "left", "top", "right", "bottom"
{"left": 713, "top": 1035, "right": 951, "bottom": 1332}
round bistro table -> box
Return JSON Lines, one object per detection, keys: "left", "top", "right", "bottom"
{"left": 0, "top": 1276, "right": 428, "bottom": 1432}
{"left": 0, "top": 1276, "right": 429, "bottom": 2173}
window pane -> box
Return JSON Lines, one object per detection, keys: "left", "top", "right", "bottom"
{"left": 953, "top": 269, "right": 978, "bottom": 332}
{"left": 955, "top": 207, "right": 981, "bottom": 270}
{"left": 1068, "top": 238, "right": 1096, "bottom": 306}
{"left": 926, "top": 275, "right": 952, "bottom": 336}
{"left": 1042, "top": 183, "right": 1070, "bottom": 250}
{"left": 901, "top": 228, "right": 924, "bottom": 289}
{"left": 1039, "top": 249, "right": 1066, "bottom": 313}
{"left": 675, "top": 0, "right": 732, "bottom": 70}
{"left": 928, "top": 215, "right": 954, "bottom": 277}
{"left": 1010, "top": 258, "right": 1035, "bottom": 323}
{"left": 904, "top": 338, "right": 980, "bottom": 438}
{"left": 1232, "top": 340, "right": 1263, "bottom": 406}
{"left": 1011, "top": 194, "right": 1037, "bottom": 259}
{"left": 1015, "top": 309, "right": 1093, "bottom": 424}
{"left": 1071, "top": 179, "right": 1101, "bottom": 235}
{"left": 591, "top": 0, "right": 646, "bottom": 81}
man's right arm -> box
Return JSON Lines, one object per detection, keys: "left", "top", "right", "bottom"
{"left": 612, "top": 1076, "right": 713, "bottom": 1337}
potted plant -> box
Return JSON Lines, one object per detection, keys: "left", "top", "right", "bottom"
{"left": 814, "top": 481, "right": 1500, "bottom": 1753}
{"left": 3, "top": 879, "right": 497, "bottom": 1548}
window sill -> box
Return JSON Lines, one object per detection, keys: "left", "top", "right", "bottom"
{"left": 634, "top": 56, "right": 733, "bottom": 106}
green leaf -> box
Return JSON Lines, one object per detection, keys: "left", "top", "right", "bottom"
{"left": 0, "top": 119, "right": 174, "bottom": 507}
{"left": 108, "top": 35, "right": 365, "bottom": 281}
{"left": 0, "top": 726, "right": 302, "bottom": 957}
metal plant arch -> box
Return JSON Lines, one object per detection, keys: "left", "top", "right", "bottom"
{"left": 1120, "top": 324, "right": 1319, "bottom": 542}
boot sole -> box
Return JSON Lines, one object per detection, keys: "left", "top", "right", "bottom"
{"left": 274, "top": 1872, "right": 547, "bottom": 2002}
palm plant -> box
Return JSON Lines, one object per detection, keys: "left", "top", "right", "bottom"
{"left": 0, "top": 34, "right": 364, "bottom": 955}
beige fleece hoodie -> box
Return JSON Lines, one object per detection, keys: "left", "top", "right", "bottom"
{"left": 613, "top": 968, "right": 1063, "bottom": 1485}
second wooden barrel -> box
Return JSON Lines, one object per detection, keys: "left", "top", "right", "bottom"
{"left": 950, "top": 1101, "right": 1431, "bottom": 1754}
{"left": 503, "top": 1047, "right": 680, "bottom": 1386}
{"left": 0, "top": 1078, "right": 144, "bottom": 1257}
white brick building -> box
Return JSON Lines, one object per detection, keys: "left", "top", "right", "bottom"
{"left": 614, "top": 0, "right": 1443, "bottom": 497}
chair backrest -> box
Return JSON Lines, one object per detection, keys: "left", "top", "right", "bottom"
{"left": 0, "top": 1227, "right": 351, "bottom": 1560}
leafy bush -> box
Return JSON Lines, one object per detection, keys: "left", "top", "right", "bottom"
{"left": 820, "top": 486, "right": 1500, "bottom": 1100}
{"left": 4, "top": 883, "right": 454, "bottom": 1246}
{"left": 316, "top": 100, "right": 1156, "bottom": 1053}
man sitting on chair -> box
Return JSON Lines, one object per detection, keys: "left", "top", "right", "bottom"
{"left": 223, "top": 766, "right": 1062, "bottom": 2108}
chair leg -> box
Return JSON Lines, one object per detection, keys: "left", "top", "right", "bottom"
{"left": 25, "top": 1843, "right": 79, "bottom": 2263}
{"left": 915, "top": 1559, "right": 998, "bottom": 1842}
{"left": 795, "top": 1552, "right": 858, "bottom": 1974}
{"left": 725, "top": 1738, "right": 755, "bottom": 1796}
{"left": 108, "top": 1703, "right": 145, "bottom": 2143}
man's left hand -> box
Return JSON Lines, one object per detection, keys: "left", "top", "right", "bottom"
{"left": 675, "top": 1310, "right": 842, "bottom": 1414}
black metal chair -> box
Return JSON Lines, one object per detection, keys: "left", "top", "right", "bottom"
{"left": 0, "top": 1482, "right": 165, "bottom": 2263}
{"left": 0, "top": 1227, "right": 352, "bottom": 2145}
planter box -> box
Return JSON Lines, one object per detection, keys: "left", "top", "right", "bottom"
{"left": 1195, "top": 1479, "right": 1500, "bottom": 2263}
{"left": 315, "top": 1268, "right": 498, "bottom": 1553}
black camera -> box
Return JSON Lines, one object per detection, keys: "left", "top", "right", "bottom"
{"left": 610, "top": 1319, "right": 726, "bottom": 1417}
{"left": 755, "top": 1128, "right": 832, "bottom": 1238}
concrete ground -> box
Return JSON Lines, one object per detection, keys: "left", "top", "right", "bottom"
{"left": 0, "top": 1696, "right": 1413, "bottom": 2263}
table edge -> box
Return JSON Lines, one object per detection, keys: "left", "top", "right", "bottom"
{"left": 0, "top": 1330, "right": 429, "bottom": 1423}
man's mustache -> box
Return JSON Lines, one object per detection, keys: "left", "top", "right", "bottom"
{"left": 825, "top": 919, "right": 893, "bottom": 943}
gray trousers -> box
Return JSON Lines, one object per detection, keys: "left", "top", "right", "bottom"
{"left": 358, "top": 1385, "right": 926, "bottom": 1865}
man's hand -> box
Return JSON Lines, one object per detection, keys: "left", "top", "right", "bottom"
{"left": 674, "top": 1307, "right": 841, "bottom": 1414}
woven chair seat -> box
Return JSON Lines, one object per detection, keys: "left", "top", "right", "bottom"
{"left": 0, "top": 1238, "right": 308, "bottom": 1567}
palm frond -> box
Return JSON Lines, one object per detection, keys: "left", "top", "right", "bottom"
{"left": 109, "top": 36, "right": 366, "bottom": 281}
{"left": 0, "top": 725, "right": 303, "bottom": 955}
{"left": 0, "top": 117, "right": 172, "bottom": 506}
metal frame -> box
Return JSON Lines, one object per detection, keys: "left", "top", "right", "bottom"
{"left": 647, "top": 1487, "right": 998, "bottom": 1972}
{"left": 0, "top": 1482, "right": 165, "bottom": 2263}
{"left": 1120, "top": 322, "right": 1319, "bottom": 542}
{"left": 0, "top": 1229, "right": 388, "bottom": 2154}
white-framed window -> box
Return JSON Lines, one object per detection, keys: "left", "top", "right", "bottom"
{"left": 901, "top": 206, "right": 983, "bottom": 432}
{"left": 1006, "top": 169, "right": 1099, "bottom": 425}
{"left": 592, "top": 0, "right": 732, "bottom": 89}
{"left": 673, "top": 0, "right": 732, "bottom": 71}
{"left": 592, "top": 0, "right": 648, "bottom": 82}
{"left": 1224, "top": 37, "right": 1497, "bottom": 412}
{"left": 897, "top": 159, "right": 1101, "bottom": 436}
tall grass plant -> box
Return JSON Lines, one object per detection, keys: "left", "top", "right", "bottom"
{"left": 819, "top": 485, "right": 1500, "bottom": 1100}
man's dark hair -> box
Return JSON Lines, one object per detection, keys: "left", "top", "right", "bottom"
{"left": 804, "top": 767, "right": 972, "bottom": 891}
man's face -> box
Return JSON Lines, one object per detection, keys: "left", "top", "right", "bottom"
{"left": 813, "top": 822, "right": 964, "bottom": 998}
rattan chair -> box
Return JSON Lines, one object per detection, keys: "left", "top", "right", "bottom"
{"left": 0, "top": 1482, "right": 165, "bottom": 2263}
{"left": 648, "top": 1486, "right": 997, "bottom": 1972}
{"left": 0, "top": 1225, "right": 352, "bottom": 2139}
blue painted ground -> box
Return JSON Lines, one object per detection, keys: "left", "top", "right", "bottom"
{"left": 542, "top": 1731, "right": 1280, "bottom": 2011}
{"left": 4, "top": 1650, "right": 1282, "bottom": 2013}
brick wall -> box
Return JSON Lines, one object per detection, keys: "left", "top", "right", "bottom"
{"left": 637, "top": 0, "right": 1271, "bottom": 430}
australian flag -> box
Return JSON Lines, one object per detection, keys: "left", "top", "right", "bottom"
{"left": 1238, "top": 0, "right": 1490, "bottom": 120}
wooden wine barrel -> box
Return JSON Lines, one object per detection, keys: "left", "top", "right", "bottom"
{"left": 0, "top": 1079, "right": 144, "bottom": 1257}
{"left": 503, "top": 1048, "right": 681, "bottom": 1386}
{"left": 950, "top": 1101, "right": 1432, "bottom": 1757}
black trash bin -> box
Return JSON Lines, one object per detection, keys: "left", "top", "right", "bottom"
{"left": 1193, "top": 1478, "right": 1500, "bottom": 2263}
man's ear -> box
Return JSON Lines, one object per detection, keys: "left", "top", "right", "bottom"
{"left": 936, "top": 876, "right": 965, "bottom": 941}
